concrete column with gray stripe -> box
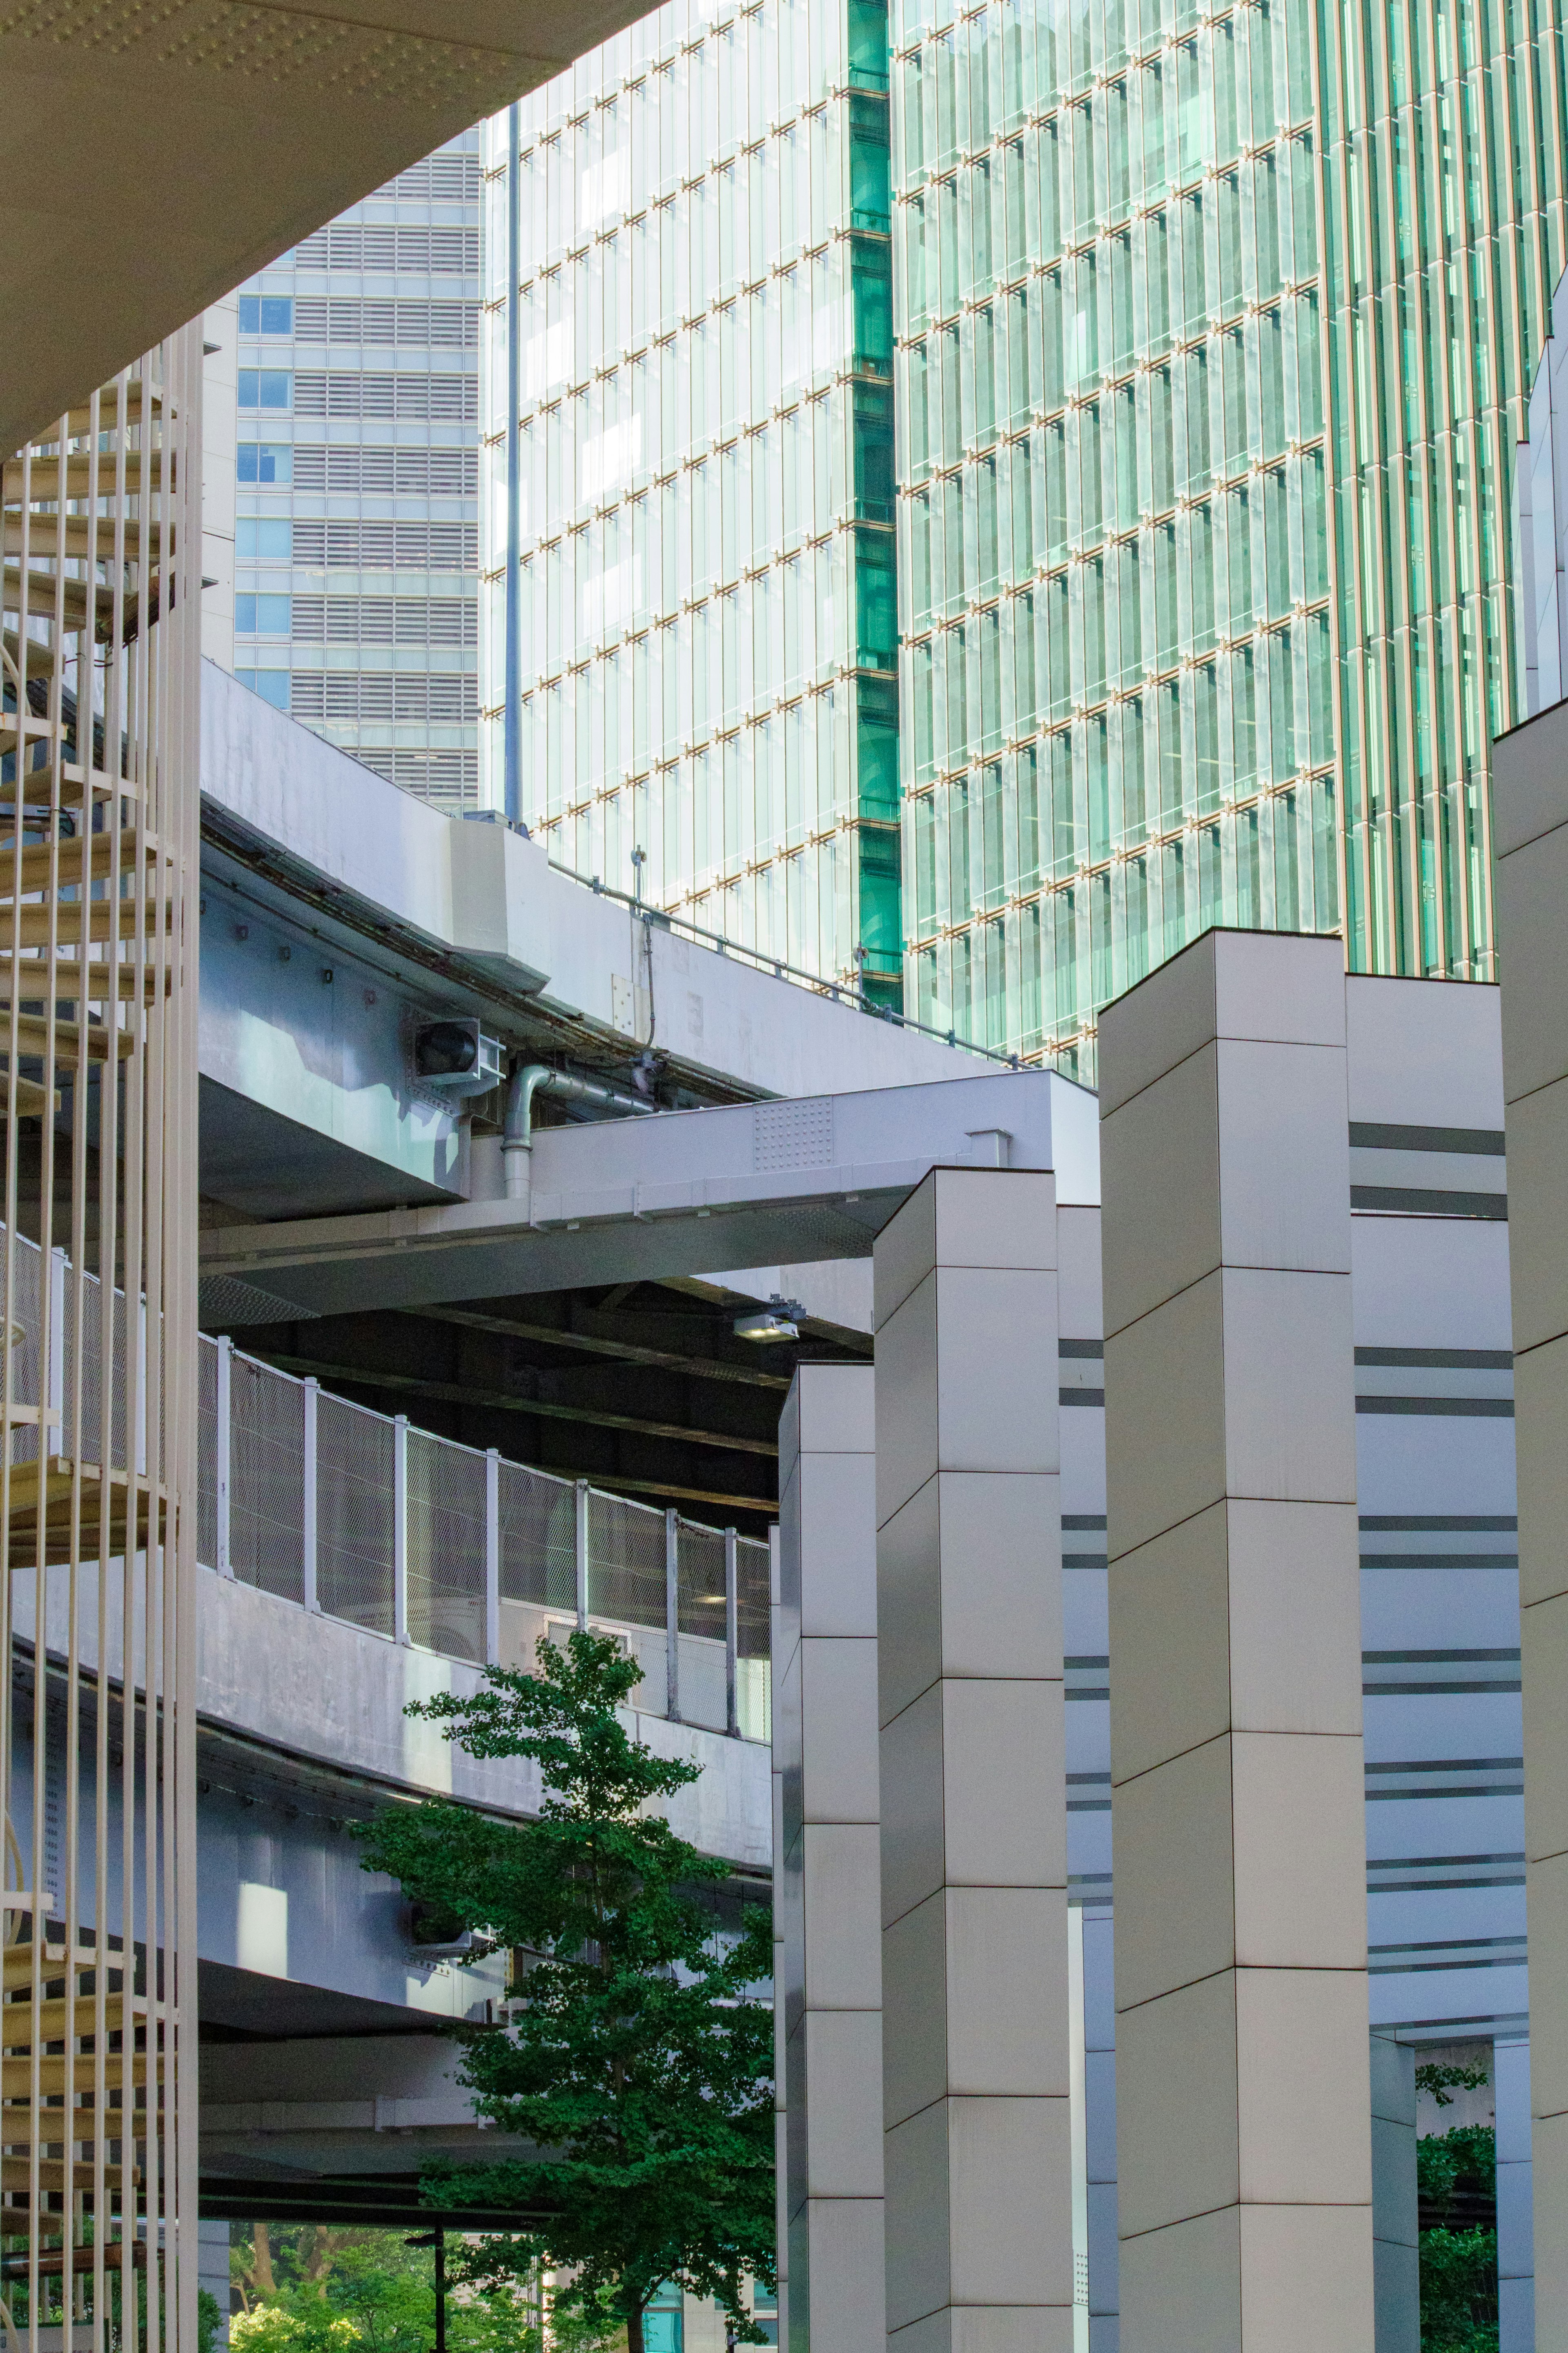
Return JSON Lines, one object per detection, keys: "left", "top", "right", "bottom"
{"left": 1099, "top": 928, "right": 1374, "bottom": 2352}
{"left": 776, "top": 1363, "right": 884, "bottom": 2353}
{"left": 874, "top": 1163, "right": 1072, "bottom": 2353}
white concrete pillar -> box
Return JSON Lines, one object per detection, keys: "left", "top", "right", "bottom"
{"left": 771, "top": 1523, "right": 790, "bottom": 2353}
{"left": 873, "top": 1165, "right": 1071, "bottom": 2353}
{"left": 1497, "top": 2037, "right": 1536, "bottom": 2353}
{"left": 1369, "top": 2034, "right": 1418, "bottom": 2353}
{"left": 777, "top": 1363, "right": 884, "bottom": 2353}
{"left": 198, "top": 2219, "right": 232, "bottom": 2346}
{"left": 1099, "top": 929, "right": 1374, "bottom": 2353}
{"left": 1493, "top": 702, "right": 1568, "bottom": 2346}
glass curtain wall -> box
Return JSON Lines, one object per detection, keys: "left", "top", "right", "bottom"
{"left": 892, "top": 0, "right": 1568, "bottom": 1074}
{"left": 233, "top": 132, "right": 483, "bottom": 811}
{"left": 481, "top": 0, "right": 905, "bottom": 1005}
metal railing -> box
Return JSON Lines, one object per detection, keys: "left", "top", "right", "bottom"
{"left": 198, "top": 1332, "right": 771, "bottom": 1743}
{"left": 539, "top": 849, "right": 1028, "bottom": 1071}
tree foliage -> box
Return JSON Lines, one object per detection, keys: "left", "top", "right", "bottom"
{"left": 226, "top": 2226, "right": 612, "bottom": 2353}
{"left": 1416, "top": 2060, "right": 1492, "bottom": 2111}
{"left": 354, "top": 1633, "right": 775, "bottom": 2353}
{"left": 1419, "top": 2124, "right": 1498, "bottom": 2353}
{"left": 1418, "top": 2228, "right": 1498, "bottom": 2353}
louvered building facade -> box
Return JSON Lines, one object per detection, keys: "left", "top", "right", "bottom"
{"left": 232, "top": 134, "right": 483, "bottom": 810}
{"left": 479, "top": 0, "right": 905, "bottom": 1006}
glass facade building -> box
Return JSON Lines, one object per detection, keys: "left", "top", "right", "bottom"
{"left": 486, "top": 0, "right": 1568, "bottom": 1066}
{"left": 233, "top": 132, "right": 483, "bottom": 811}
{"left": 894, "top": 0, "right": 1568, "bottom": 1071}
{"left": 481, "top": 0, "right": 906, "bottom": 1004}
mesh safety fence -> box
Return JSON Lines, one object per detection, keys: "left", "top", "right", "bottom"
{"left": 406, "top": 1429, "right": 486, "bottom": 1662}
{"left": 229, "top": 1354, "right": 306, "bottom": 1601}
{"left": 317, "top": 1389, "right": 395, "bottom": 1635}
{"left": 497, "top": 1456, "right": 577, "bottom": 1610}
{"left": 196, "top": 1334, "right": 219, "bottom": 1571}
{"left": 587, "top": 1489, "right": 666, "bottom": 1630}
{"left": 179, "top": 1332, "right": 770, "bottom": 1736}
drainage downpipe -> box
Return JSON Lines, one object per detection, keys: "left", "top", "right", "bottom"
{"left": 502, "top": 1064, "right": 657, "bottom": 1205}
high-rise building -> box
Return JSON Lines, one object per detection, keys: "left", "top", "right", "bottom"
{"left": 488, "top": 0, "right": 1568, "bottom": 1073}
{"left": 1516, "top": 263, "right": 1568, "bottom": 714}
{"left": 480, "top": 0, "right": 906, "bottom": 1007}
{"left": 232, "top": 132, "right": 484, "bottom": 812}
{"left": 892, "top": 0, "right": 1567, "bottom": 1073}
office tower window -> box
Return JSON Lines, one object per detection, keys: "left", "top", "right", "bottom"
{"left": 486, "top": 0, "right": 1566, "bottom": 1058}
{"left": 237, "top": 670, "right": 292, "bottom": 713}
{"left": 482, "top": 0, "right": 906, "bottom": 1007}
{"left": 238, "top": 443, "right": 294, "bottom": 485}
{"left": 230, "top": 129, "right": 481, "bottom": 812}
{"left": 891, "top": 0, "right": 1568, "bottom": 1071}
{"left": 238, "top": 370, "right": 292, "bottom": 410}
{"left": 238, "top": 295, "right": 294, "bottom": 335}
{"left": 236, "top": 519, "right": 291, "bottom": 562}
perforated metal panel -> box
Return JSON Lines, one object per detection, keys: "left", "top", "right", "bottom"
{"left": 497, "top": 1457, "right": 576, "bottom": 1611}
{"left": 676, "top": 1521, "right": 729, "bottom": 1732}
{"left": 5, "top": 1231, "right": 41, "bottom": 1467}
{"left": 587, "top": 1490, "right": 666, "bottom": 1632}
{"left": 735, "top": 1537, "right": 770, "bottom": 1661}
{"left": 316, "top": 1390, "right": 395, "bottom": 1635}
{"left": 196, "top": 1334, "right": 219, "bottom": 1570}
{"left": 71, "top": 1273, "right": 130, "bottom": 1476}
{"left": 229, "top": 1355, "right": 306, "bottom": 1601}
{"left": 735, "top": 1536, "right": 772, "bottom": 1744}
{"left": 677, "top": 1523, "right": 727, "bottom": 1642}
{"left": 407, "top": 1429, "right": 486, "bottom": 1662}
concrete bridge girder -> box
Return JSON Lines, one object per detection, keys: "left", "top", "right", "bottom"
{"left": 200, "top": 1069, "right": 1097, "bottom": 1318}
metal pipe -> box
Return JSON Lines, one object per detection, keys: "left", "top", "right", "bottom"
{"left": 501, "top": 1062, "right": 657, "bottom": 1200}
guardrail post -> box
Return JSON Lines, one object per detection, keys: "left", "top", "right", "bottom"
{"left": 485, "top": 1448, "right": 501, "bottom": 1666}
{"left": 666, "top": 1508, "right": 680, "bottom": 1722}
{"left": 575, "top": 1480, "right": 589, "bottom": 1630}
{"left": 302, "top": 1377, "right": 318, "bottom": 1614}
{"left": 216, "top": 1335, "right": 232, "bottom": 1578}
{"left": 394, "top": 1414, "right": 409, "bottom": 1645}
{"left": 725, "top": 1525, "right": 738, "bottom": 1737}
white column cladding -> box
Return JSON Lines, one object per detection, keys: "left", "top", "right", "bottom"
{"left": 777, "top": 1363, "right": 884, "bottom": 2353}
{"left": 772, "top": 1522, "right": 790, "bottom": 2353}
{"left": 1369, "top": 2035, "right": 1418, "bottom": 2353}
{"left": 1496, "top": 2037, "right": 1536, "bottom": 2353}
{"left": 1099, "top": 929, "right": 1374, "bottom": 2353}
{"left": 873, "top": 1165, "right": 1072, "bottom": 2353}
{"left": 1493, "top": 701, "right": 1568, "bottom": 2348}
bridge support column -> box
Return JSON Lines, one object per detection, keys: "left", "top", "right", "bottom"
{"left": 1370, "top": 2034, "right": 1418, "bottom": 2353}
{"left": 873, "top": 1166, "right": 1071, "bottom": 2353}
{"left": 1099, "top": 930, "right": 1372, "bottom": 2353}
{"left": 777, "top": 1363, "right": 884, "bottom": 2353}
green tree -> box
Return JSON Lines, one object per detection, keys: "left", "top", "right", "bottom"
{"left": 1417, "top": 2061, "right": 1492, "bottom": 2112}
{"left": 355, "top": 1633, "right": 775, "bottom": 2353}
{"left": 226, "top": 2225, "right": 612, "bottom": 2353}
{"left": 1418, "top": 2228, "right": 1498, "bottom": 2353}
{"left": 1419, "top": 2124, "right": 1498, "bottom": 2353}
